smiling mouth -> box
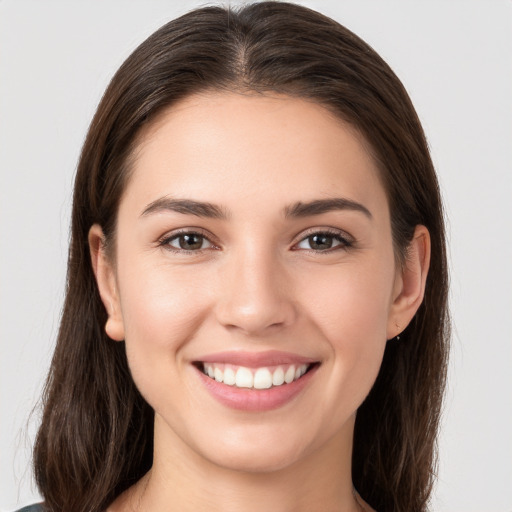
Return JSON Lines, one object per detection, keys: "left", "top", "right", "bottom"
{"left": 195, "top": 362, "right": 317, "bottom": 390}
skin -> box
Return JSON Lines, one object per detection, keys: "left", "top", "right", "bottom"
{"left": 89, "top": 92, "right": 430, "bottom": 512}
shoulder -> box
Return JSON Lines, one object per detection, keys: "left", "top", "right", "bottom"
{"left": 13, "top": 505, "right": 44, "bottom": 512}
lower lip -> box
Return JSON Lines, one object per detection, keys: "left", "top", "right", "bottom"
{"left": 195, "top": 364, "right": 319, "bottom": 411}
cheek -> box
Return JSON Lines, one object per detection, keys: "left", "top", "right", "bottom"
{"left": 116, "top": 260, "right": 212, "bottom": 372}
{"left": 115, "top": 260, "right": 218, "bottom": 416}
{"left": 119, "top": 257, "right": 206, "bottom": 331}
{"left": 302, "top": 259, "right": 394, "bottom": 340}
{"left": 299, "top": 259, "right": 393, "bottom": 393}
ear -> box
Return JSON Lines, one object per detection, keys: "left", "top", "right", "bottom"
{"left": 387, "top": 225, "right": 431, "bottom": 340}
{"left": 88, "top": 224, "right": 125, "bottom": 341}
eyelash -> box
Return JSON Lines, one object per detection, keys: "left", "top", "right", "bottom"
{"left": 157, "top": 228, "right": 354, "bottom": 254}
{"left": 158, "top": 229, "right": 218, "bottom": 254}
{"left": 292, "top": 228, "right": 354, "bottom": 253}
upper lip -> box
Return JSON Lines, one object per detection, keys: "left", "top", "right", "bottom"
{"left": 194, "top": 350, "right": 319, "bottom": 368}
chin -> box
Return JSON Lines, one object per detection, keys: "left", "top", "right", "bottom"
{"left": 206, "top": 443, "right": 305, "bottom": 474}
{"left": 192, "top": 422, "right": 324, "bottom": 475}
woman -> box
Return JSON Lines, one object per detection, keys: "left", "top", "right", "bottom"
{"left": 22, "top": 2, "right": 449, "bottom": 511}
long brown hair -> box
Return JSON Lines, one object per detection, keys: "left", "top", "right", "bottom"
{"left": 34, "top": 3, "right": 449, "bottom": 511}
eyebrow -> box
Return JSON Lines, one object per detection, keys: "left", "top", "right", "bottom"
{"left": 141, "top": 197, "right": 229, "bottom": 219}
{"left": 140, "top": 196, "right": 372, "bottom": 220}
{"left": 284, "top": 198, "right": 372, "bottom": 219}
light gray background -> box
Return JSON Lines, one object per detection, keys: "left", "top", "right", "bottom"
{"left": 1, "top": 1, "right": 511, "bottom": 510}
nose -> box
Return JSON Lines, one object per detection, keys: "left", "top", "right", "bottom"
{"left": 214, "top": 245, "right": 297, "bottom": 336}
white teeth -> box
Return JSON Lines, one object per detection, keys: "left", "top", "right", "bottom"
{"left": 202, "top": 362, "right": 311, "bottom": 389}
{"left": 253, "top": 368, "right": 272, "bottom": 389}
{"left": 235, "top": 367, "right": 253, "bottom": 388}
{"left": 223, "top": 366, "right": 236, "bottom": 386}
{"left": 284, "top": 365, "right": 296, "bottom": 384}
{"left": 294, "top": 364, "right": 308, "bottom": 379}
{"left": 272, "top": 366, "right": 285, "bottom": 386}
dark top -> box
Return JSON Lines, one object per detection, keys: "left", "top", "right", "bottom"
{"left": 15, "top": 505, "right": 44, "bottom": 512}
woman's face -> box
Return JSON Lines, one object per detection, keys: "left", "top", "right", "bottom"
{"left": 93, "top": 92, "right": 416, "bottom": 473}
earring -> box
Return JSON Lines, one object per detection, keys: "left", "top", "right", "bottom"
{"left": 395, "top": 321, "right": 401, "bottom": 341}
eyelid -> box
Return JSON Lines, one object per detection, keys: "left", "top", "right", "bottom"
{"left": 156, "top": 226, "right": 354, "bottom": 253}
{"left": 157, "top": 227, "right": 220, "bottom": 252}
{"left": 291, "top": 227, "right": 355, "bottom": 251}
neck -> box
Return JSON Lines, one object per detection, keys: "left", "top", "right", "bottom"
{"left": 114, "top": 414, "right": 366, "bottom": 512}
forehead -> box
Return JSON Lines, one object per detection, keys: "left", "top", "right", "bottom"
{"left": 123, "top": 91, "right": 388, "bottom": 218}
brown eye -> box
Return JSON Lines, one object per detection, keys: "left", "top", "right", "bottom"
{"left": 295, "top": 231, "right": 351, "bottom": 252}
{"left": 167, "top": 233, "right": 212, "bottom": 251}
{"left": 307, "top": 234, "right": 335, "bottom": 250}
